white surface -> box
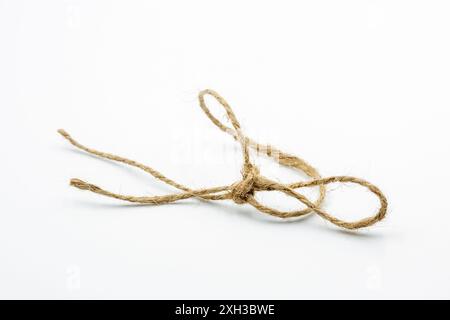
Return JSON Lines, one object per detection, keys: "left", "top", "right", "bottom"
{"left": 1, "top": 0, "right": 450, "bottom": 299}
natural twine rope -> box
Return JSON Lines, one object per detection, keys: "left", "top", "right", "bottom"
{"left": 58, "top": 89, "right": 387, "bottom": 230}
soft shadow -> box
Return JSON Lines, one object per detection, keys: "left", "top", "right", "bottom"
{"left": 304, "top": 219, "right": 389, "bottom": 240}
{"left": 62, "top": 147, "right": 176, "bottom": 194}
{"left": 61, "top": 145, "right": 387, "bottom": 239}
{"left": 331, "top": 228, "right": 384, "bottom": 239}
{"left": 69, "top": 194, "right": 315, "bottom": 226}
{"left": 69, "top": 198, "right": 200, "bottom": 211}
{"left": 69, "top": 196, "right": 388, "bottom": 239}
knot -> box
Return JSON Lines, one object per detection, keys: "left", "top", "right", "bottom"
{"left": 230, "top": 165, "right": 260, "bottom": 204}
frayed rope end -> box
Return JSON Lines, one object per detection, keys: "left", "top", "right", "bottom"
{"left": 57, "top": 129, "right": 70, "bottom": 139}
{"left": 70, "top": 178, "right": 99, "bottom": 192}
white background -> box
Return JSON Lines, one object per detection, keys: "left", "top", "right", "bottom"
{"left": 1, "top": 0, "right": 450, "bottom": 299}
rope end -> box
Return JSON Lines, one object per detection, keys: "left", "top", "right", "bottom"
{"left": 57, "top": 129, "right": 70, "bottom": 139}
{"left": 70, "top": 178, "right": 96, "bottom": 191}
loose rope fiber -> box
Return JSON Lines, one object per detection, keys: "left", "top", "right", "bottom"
{"left": 58, "top": 89, "right": 387, "bottom": 230}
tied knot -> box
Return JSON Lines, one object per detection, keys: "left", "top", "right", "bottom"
{"left": 230, "top": 165, "right": 260, "bottom": 204}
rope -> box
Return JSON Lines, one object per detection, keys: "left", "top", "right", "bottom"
{"left": 58, "top": 89, "right": 387, "bottom": 230}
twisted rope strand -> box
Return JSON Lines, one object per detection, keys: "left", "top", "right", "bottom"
{"left": 58, "top": 89, "right": 387, "bottom": 230}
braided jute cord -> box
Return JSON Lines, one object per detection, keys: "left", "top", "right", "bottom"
{"left": 58, "top": 89, "right": 387, "bottom": 230}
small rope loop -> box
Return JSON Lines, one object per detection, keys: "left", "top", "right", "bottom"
{"left": 58, "top": 89, "right": 388, "bottom": 231}
{"left": 245, "top": 176, "right": 387, "bottom": 229}
{"left": 198, "top": 89, "right": 251, "bottom": 167}
{"left": 198, "top": 89, "right": 241, "bottom": 137}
